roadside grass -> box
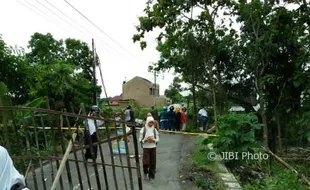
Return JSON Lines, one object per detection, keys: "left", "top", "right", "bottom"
{"left": 241, "top": 163, "right": 309, "bottom": 190}
{"left": 224, "top": 148, "right": 310, "bottom": 189}
{"left": 186, "top": 138, "right": 226, "bottom": 190}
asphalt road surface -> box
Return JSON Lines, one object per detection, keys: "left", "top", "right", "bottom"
{"left": 25, "top": 132, "right": 197, "bottom": 190}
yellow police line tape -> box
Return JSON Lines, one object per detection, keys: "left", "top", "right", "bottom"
{"left": 0, "top": 124, "right": 217, "bottom": 137}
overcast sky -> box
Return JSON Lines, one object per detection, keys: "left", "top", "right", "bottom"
{"left": 0, "top": 0, "right": 174, "bottom": 97}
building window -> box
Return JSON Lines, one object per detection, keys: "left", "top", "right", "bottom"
{"left": 149, "top": 88, "right": 153, "bottom": 95}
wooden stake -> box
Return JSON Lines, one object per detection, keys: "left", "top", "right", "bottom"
{"left": 24, "top": 160, "right": 32, "bottom": 179}
{"left": 50, "top": 133, "right": 77, "bottom": 190}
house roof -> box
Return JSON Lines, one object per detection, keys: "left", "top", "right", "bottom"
{"left": 110, "top": 95, "right": 120, "bottom": 101}
{"left": 138, "top": 77, "right": 152, "bottom": 84}
{"left": 125, "top": 76, "right": 152, "bottom": 84}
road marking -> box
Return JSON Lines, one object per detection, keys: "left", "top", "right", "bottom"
{"left": 1, "top": 125, "right": 218, "bottom": 136}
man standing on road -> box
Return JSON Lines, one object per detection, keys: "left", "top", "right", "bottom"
{"left": 124, "top": 105, "right": 135, "bottom": 124}
{"left": 167, "top": 106, "right": 176, "bottom": 131}
{"left": 198, "top": 107, "right": 208, "bottom": 132}
{"left": 159, "top": 106, "right": 168, "bottom": 130}
{"left": 150, "top": 106, "right": 159, "bottom": 123}
{"left": 84, "top": 105, "right": 104, "bottom": 162}
{"left": 124, "top": 105, "right": 135, "bottom": 157}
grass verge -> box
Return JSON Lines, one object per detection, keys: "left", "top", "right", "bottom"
{"left": 226, "top": 156, "right": 310, "bottom": 190}
{"left": 181, "top": 138, "right": 226, "bottom": 190}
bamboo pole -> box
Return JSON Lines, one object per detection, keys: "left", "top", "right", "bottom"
{"left": 24, "top": 160, "right": 32, "bottom": 179}
{"left": 265, "top": 148, "right": 310, "bottom": 187}
{"left": 50, "top": 133, "right": 77, "bottom": 190}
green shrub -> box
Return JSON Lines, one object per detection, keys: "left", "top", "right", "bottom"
{"left": 296, "top": 111, "right": 310, "bottom": 144}
{"left": 210, "top": 113, "right": 262, "bottom": 158}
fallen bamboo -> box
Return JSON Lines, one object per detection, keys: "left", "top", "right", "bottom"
{"left": 207, "top": 125, "right": 216, "bottom": 133}
{"left": 50, "top": 133, "right": 76, "bottom": 190}
{"left": 265, "top": 148, "right": 310, "bottom": 187}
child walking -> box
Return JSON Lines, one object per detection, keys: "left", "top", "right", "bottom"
{"left": 139, "top": 116, "right": 159, "bottom": 183}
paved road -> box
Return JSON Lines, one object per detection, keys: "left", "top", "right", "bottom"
{"left": 25, "top": 132, "right": 197, "bottom": 190}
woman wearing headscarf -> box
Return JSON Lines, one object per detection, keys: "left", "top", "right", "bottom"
{"left": 175, "top": 107, "right": 181, "bottom": 131}
{"left": 181, "top": 107, "right": 187, "bottom": 131}
{"left": 139, "top": 117, "right": 159, "bottom": 183}
{"left": 146, "top": 113, "right": 159, "bottom": 132}
{"left": 0, "top": 145, "right": 29, "bottom": 190}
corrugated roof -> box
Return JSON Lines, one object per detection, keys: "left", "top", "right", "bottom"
{"left": 110, "top": 96, "right": 120, "bottom": 101}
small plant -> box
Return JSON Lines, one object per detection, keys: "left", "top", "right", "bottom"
{"left": 191, "top": 146, "right": 213, "bottom": 167}
{"left": 194, "top": 176, "right": 221, "bottom": 190}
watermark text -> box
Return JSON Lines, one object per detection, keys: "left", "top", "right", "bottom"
{"left": 207, "top": 151, "right": 269, "bottom": 161}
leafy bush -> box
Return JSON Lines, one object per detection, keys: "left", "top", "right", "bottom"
{"left": 100, "top": 106, "right": 114, "bottom": 118}
{"left": 210, "top": 113, "right": 262, "bottom": 156}
{"left": 131, "top": 105, "right": 151, "bottom": 120}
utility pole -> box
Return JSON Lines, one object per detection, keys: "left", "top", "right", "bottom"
{"left": 92, "top": 38, "right": 97, "bottom": 105}
{"left": 153, "top": 69, "right": 157, "bottom": 106}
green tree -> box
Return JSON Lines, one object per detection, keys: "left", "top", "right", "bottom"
{"left": 27, "top": 32, "right": 64, "bottom": 65}
{"left": 133, "top": 0, "right": 235, "bottom": 127}
{"left": 1, "top": 33, "right": 100, "bottom": 111}
{"left": 164, "top": 77, "right": 184, "bottom": 103}
{"left": 133, "top": 0, "right": 310, "bottom": 151}
{"left": 0, "top": 36, "right": 31, "bottom": 104}
{"left": 64, "top": 38, "right": 93, "bottom": 81}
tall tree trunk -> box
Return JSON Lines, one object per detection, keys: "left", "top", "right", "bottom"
{"left": 260, "top": 96, "right": 268, "bottom": 148}
{"left": 192, "top": 83, "right": 198, "bottom": 128}
{"left": 256, "top": 77, "right": 268, "bottom": 148}
{"left": 276, "top": 114, "right": 282, "bottom": 153}
{"left": 212, "top": 86, "right": 217, "bottom": 131}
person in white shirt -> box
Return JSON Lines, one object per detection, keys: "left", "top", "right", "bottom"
{"left": 139, "top": 117, "right": 159, "bottom": 183}
{"left": 84, "top": 105, "right": 104, "bottom": 161}
{"left": 0, "top": 145, "right": 29, "bottom": 190}
{"left": 198, "top": 107, "right": 208, "bottom": 132}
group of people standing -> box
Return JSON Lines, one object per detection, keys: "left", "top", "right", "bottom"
{"left": 151, "top": 105, "right": 187, "bottom": 132}
{"left": 82, "top": 104, "right": 188, "bottom": 184}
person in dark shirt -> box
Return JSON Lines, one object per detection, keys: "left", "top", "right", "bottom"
{"left": 84, "top": 105, "right": 104, "bottom": 161}
{"left": 150, "top": 106, "right": 159, "bottom": 123}
{"left": 159, "top": 106, "right": 168, "bottom": 130}
{"left": 167, "top": 106, "right": 176, "bottom": 131}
